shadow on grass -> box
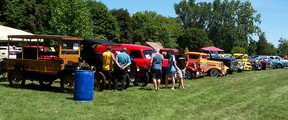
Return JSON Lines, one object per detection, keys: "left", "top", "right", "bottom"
{"left": 138, "top": 87, "right": 154, "bottom": 91}
{"left": 22, "top": 83, "right": 65, "bottom": 93}
{"left": 0, "top": 81, "right": 70, "bottom": 94}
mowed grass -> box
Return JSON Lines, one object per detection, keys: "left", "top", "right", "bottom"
{"left": 1, "top": 68, "right": 288, "bottom": 120}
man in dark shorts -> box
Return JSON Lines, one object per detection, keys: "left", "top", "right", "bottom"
{"left": 149, "top": 48, "right": 164, "bottom": 91}
{"left": 175, "top": 48, "right": 188, "bottom": 89}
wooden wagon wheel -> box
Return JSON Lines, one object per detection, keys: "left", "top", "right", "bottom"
{"left": 94, "top": 72, "right": 106, "bottom": 91}
{"left": 60, "top": 73, "right": 74, "bottom": 93}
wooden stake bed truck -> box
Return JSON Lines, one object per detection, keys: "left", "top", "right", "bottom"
{"left": 6, "top": 35, "right": 83, "bottom": 92}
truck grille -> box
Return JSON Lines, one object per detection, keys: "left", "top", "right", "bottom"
{"left": 231, "top": 61, "right": 238, "bottom": 70}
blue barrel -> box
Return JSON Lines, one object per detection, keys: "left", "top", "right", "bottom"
{"left": 74, "top": 70, "right": 94, "bottom": 102}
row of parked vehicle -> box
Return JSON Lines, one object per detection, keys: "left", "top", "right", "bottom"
{"left": 3, "top": 34, "right": 287, "bottom": 93}
{"left": 223, "top": 53, "right": 288, "bottom": 71}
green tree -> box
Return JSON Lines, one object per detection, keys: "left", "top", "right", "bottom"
{"left": 131, "top": 11, "right": 163, "bottom": 44}
{"left": 268, "top": 42, "right": 277, "bottom": 55}
{"left": 256, "top": 32, "right": 272, "bottom": 55}
{"left": 248, "top": 39, "right": 257, "bottom": 55}
{"left": 0, "top": 0, "right": 8, "bottom": 25}
{"left": 174, "top": 0, "right": 211, "bottom": 29}
{"left": 231, "top": 46, "right": 246, "bottom": 54}
{"left": 163, "top": 17, "right": 183, "bottom": 48}
{"left": 177, "top": 28, "right": 212, "bottom": 51}
{"left": 86, "top": 0, "right": 120, "bottom": 41}
{"left": 49, "top": 0, "right": 92, "bottom": 38}
{"left": 110, "top": 8, "right": 132, "bottom": 43}
{"left": 1, "top": 0, "right": 51, "bottom": 34}
{"left": 278, "top": 37, "right": 288, "bottom": 56}
{"left": 174, "top": 0, "right": 261, "bottom": 53}
{"left": 131, "top": 11, "right": 181, "bottom": 48}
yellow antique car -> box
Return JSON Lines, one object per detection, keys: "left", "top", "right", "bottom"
{"left": 233, "top": 53, "right": 252, "bottom": 71}
{"left": 185, "top": 52, "right": 229, "bottom": 77}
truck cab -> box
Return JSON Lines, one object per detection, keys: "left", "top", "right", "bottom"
{"left": 185, "top": 52, "right": 228, "bottom": 77}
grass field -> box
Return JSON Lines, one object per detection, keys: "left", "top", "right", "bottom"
{"left": 1, "top": 68, "right": 288, "bottom": 120}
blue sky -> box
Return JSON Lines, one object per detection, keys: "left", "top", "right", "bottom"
{"left": 98, "top": 0, "right": 288, "bottom": 47}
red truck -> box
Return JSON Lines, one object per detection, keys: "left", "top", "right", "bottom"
{"left": 81, "top": 39, "right": 155, "bottom": 90}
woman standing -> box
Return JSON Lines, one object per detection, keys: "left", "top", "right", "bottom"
{"left": 165, "top": 49, "right": 179, "bottom": 90}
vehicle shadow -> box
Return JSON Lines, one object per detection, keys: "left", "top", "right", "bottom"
{"left": 0, "top": 81, "right": 68, "bottom": 94}
{"left": 22, "top": 83, "right": 64, "bottom": 93}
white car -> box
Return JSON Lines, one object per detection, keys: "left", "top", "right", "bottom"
{"left": 0, "top": 46, "right": 21, "bottom": 61}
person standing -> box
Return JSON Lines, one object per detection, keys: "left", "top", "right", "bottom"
{"left": 175, "top": 48, "right": 188, "bottom": 89}
{"left": 149, "top": 48, "right": 164, "bottom": 91}
{"left": 115, "top": 48, "right": 131, "bottom": 91}
{"left": 165, "top": 49, "right": 179, "bottom": 90}
{"left": 101, "top": 46, "right": 115, "bottom": 90}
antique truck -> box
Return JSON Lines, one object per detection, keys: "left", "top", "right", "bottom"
{"left": 6, "top": 35, "right": 84, "bottom": 92}
{"left": 185, "top": 52, "right": 228, "bottom": 77}
{"left": 233, "top": 53, "right": 252, "bottom": 71}
{"left": 203, "top": 51, "right": 239, "bottom": 74}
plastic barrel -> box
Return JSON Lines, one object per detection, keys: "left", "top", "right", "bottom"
{"left": 74, "top": 70, "right": 94, "bottom": 102}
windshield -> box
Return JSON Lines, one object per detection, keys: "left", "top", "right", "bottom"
{"left": 210, "top": 51, "right": 220, "bottom": 58}
{"left": 143, "top": 50, "right": 155, "bottom": 59}
{"left": 62, "top": 40, "right": 79, "bottom": 54}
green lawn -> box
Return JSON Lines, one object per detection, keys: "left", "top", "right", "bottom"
{"left": 1, "top": 69, "right": 288, "bottom": 120}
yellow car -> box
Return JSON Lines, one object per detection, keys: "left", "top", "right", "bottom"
{"left": 233, "top": 53, "right": 252, "bottom": 71}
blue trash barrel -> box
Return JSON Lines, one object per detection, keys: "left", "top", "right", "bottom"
{"left": 74, "top": 70, "right": 94, "bottom": 102}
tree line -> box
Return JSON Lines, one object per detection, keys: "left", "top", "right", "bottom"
{"left": 0, "top": 0, "right": 288, "bottom": 56}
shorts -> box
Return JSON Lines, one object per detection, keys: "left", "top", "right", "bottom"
{"left": 151, "top": 69, "right": 162, "bottom": 80}
{"left": 177, "top": 69, "right": 186, "bottom": 79}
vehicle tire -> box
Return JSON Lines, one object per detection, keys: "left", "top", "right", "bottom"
{"left": 277, "top": 64, "right": 284, "bottom": 69}
{"left": 227, "top": 70, "right": 233, "bottom": 74}
{"left": 8, "top": 70, "right": 25, "bottom": 88}
{"left": 238, "top": 69, "right": 243, "bottom": 72}
{"left": 94, "top": 71, "right": 106, "bottom": 91}
{"left": 270, "top": 64, "right": 277, "bottom": 69}
{"left": 39, "top": 80, "right": 53, "bottom": 88}
{"left": 134, "top": 72, "right": 149, "bottom": 87}
{"left": 262, "top": 65, "right": 266, "bottom": 70}
{"left": 185, "top": 70, "right": 194, "bottom": 79}
{"left": 191, "top": 72, "right": 196, "bottom": 79}
{"left": 60, "top": 73, "right": 74, "bottom": 93}
{"left": 210, "top": 69, "right": 219, "bottom": 77}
